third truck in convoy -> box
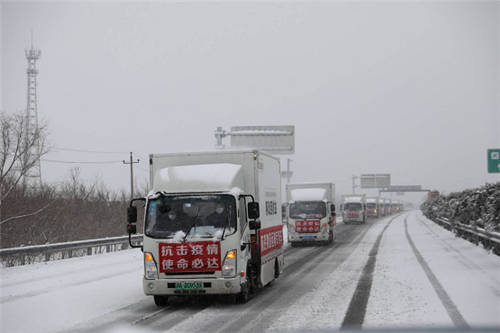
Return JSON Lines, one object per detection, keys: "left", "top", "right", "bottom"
{"left": 286, "top": 182, "right": 336, "bottom": 246}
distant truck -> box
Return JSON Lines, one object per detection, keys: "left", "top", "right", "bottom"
{"left": 366, "top": 197, "right": 381, "bottom": 218}
{"left": 286, "top": 182, "right": 336, "bottom": 246}
{"left": 342, "top": 194, "right": 367, "bottom": 224}
{"left": 427, "top": 190, "right": 440, "bottom": 201}
{"left": 126, "top": 150, "right": 285, "bottom": 305}
{"left": 383, "top": 198, "right": 392, "bottom": 216}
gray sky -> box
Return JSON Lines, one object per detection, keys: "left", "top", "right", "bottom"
{"left": 1, "top": 1, "right": 499, "bottom": 202}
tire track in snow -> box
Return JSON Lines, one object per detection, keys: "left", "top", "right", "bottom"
{"left": 341, "top": 213, "right": 401, "bottom": 329}
{"left": 404, "top": 215, "right": 469, "bottom": 329}
{"left": 229, "top": 218, "right": 382, "bottom": 333}
{"left": 153, "top": 223, "right": 357, "bottom": 332}
{"left": 71, "top": 223, "right": 354, "bottom": 332}
{"left": 139, "top": 245, "right": 322, "bottom": 332}
{"left": 204, "top": 220, "right": 378, "bottom": 333}
{"left": 67, "top": 239, "right": 319, "bottom": 332}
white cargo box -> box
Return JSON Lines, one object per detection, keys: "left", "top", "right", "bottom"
{"left": 149, "top": 150, "right": 282, "bottom": 230}
{"left": 286, "top": 182, "right": 335, "bottom": 203}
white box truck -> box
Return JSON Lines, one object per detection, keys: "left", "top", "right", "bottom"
{"left": 341, "top": 194, "right": 367, "bottom": 223}
{"left": 379, "top": 198, "right": 387, "bottom": 216}
{"left": 385, "top": 198, "right": 393, "bottom": 215}
{"left": 286, "top": 182, "right": 336, "bottom": 246}
{"left": 366, "top": 197, "right": 381, "bottom": 218}
{"left": 126, "top": 150, "right": 284, "bottom": 305}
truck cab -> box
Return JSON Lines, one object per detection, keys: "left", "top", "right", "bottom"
{"left": 366, "top": 197, "right": 380, "bottom": 218}
{"left": 286, "top": 183, "right": 336, "bottom": 246}
{"left": 342, "top": 195, "right": 367, "bottom": 224}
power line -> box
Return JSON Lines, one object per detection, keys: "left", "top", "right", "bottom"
{"left": 42, "top": 159, "right": 123, "bottom": 164}
{"left": 51, "top": 147, "right": 129, "bottom": 154}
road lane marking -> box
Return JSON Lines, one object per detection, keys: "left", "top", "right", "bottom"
{"left": 404, "top": 215, "right": 469, "bottom": 329}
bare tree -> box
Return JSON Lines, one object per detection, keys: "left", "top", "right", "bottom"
{"left": 0, "top": 111, "right": 49, "bottom": 221}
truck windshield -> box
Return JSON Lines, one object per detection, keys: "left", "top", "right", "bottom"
{"left": 289, "top": 201, "right": 326, "bottom": 219}
{"left": 344, "top": 202, "right": 362, "bottom": 211}
{"left": 145, "top": 194, "right": 237, "bottom": 239}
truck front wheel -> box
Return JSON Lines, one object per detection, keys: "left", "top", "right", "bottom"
{"left": 234, "top": 282, "right": 250, "bottom": 304}
{"left": 154, "top": 295, "right": 168, "bottom": 307}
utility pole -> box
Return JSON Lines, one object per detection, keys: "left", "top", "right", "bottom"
{"left": 352, "top": 175, "right": 358, "bottom": 194}
{"left": 123, "top": 152, "right": 139, "bottom": 200}
{"left": 286, "top": 158, "right": 293, "bottom": 184}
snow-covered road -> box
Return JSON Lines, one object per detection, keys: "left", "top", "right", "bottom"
{"left": 1, "top": 211, "right": 499, "bottom": 332}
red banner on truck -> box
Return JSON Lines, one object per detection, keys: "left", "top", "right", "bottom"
{"left": 295, "top": 219, "right": 320, "bottom": 233}
{"left": 158, "top": 241, "right": 221, "bottom": 273}
{"left": 259, "top": 225, "right": 284, "bottom": 257}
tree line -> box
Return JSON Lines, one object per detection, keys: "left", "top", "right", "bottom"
{"left": 1, "top": 111, "right": 144, "bottom": 248}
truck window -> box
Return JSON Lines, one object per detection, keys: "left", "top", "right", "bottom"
{"left": 145, "top": 194, "right": 237, "bottom": 239}
{"left": 367, "top": 203, "right": 376, "bottom": 209}
{"left": 344, "top": 202, "right": 362, "bottom": 211}
{"left": 289, "top": 201, "right": 326, "bottom": 219}
{"left": 239, "top": 197, "right": 247, "bottom": 236}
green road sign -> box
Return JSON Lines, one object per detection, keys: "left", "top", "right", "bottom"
{"left": 488, "top": 149, "right": 500, "bottom": 173}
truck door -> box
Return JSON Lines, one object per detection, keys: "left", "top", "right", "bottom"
{"left": 239, "top": 196, "right": 260, "bottom": 289}
{"left": 239, "top": 197, "right": 251, "bottom": 257}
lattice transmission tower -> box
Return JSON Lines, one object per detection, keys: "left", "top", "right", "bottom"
{"left": 21, "top": 34, "right": 42, "bottom": 188}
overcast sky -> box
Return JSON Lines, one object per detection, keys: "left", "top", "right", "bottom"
{"left": 1, "top": 1, "right": 499, "bottom": 203}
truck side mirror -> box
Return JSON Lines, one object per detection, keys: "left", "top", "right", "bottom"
{"left": 127, "top": 206, "right": 137, "bottom": 223}
{"left": 249, "top": 220, "right": 261, "bottom": 230}
{"left": 127, "top": 223, "right": 137, "bottom": 234}
{"left": 248, "top": 202, "right": 260, "bottom": 219}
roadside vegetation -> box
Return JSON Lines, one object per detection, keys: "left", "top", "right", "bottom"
{"left": 1, "top": 111, "right": 143, "bottom": 248}
{"left": 421, "top": 182, "right": 500, "bottom": 232}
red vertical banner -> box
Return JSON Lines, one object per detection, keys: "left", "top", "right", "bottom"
{"left": 259, "top": 225, "right": 283, "bottom": 257}
{"left": 158, "top": 241, "right": 221, "bottom": 273}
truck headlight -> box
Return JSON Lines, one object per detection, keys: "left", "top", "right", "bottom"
{"left": 144, "top": 252, "right": 158, "bottom": 280}
{"left": 222, "top": 249, "right": 237, "bottom": 278}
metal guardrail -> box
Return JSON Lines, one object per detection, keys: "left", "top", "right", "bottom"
{"left": 432, "top": 216, "right": 500, "bottom": 254}
{"left": 0, "top": 235, "right": 143, "bottom": 267}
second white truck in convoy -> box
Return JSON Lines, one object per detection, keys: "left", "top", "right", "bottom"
{"left": 286, "top": 182, "right": 336, "bottom": 246}
{"left": 341, "top": 194, "right": 367, "bottom": 224}
{"left": 126, "top": 150, "right": 284, "bottom": 305}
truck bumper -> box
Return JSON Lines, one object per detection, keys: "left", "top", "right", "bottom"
{"left": 289, "top": 232, "right": 330, "bottom": 242}
{"left": 143, "top": 276, "right": 242, "bottom": 296}
{"left": 344, "top": 217, "right": 364, "bottom": 222}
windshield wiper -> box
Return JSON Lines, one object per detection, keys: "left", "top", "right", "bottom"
{"left": 182, "top": 222, "right": 196, "bottom": 243}
{"left": 182, "top": 207, "right": 200, "bottom": 243}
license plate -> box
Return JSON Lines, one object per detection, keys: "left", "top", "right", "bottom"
{"left": 303, "top": 235, "right": 314, "bottom": 240}
{"left": 175, "top": 282, "right": 202, "bottom": 290}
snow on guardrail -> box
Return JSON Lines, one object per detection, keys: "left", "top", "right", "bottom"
{"left": 431, "top": 216, "right": 500, "bottom": 255}
{"left": 0, "top": 234, "right": 143, "bottom": 267}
